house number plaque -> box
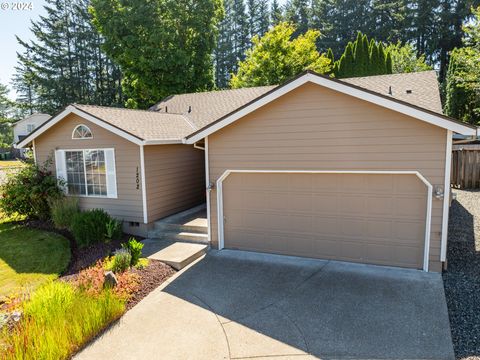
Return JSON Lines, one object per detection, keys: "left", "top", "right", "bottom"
{"left": 136, "top": 167, "right": 140, "bottom": 190}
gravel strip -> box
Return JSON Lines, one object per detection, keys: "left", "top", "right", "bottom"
{"left": 443, "top": 190, "right": 480, "bottom": 360}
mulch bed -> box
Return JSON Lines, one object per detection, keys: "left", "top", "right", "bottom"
{"left": 21, "top": 219, "right": 177, "bottom": 309}
{"left": 127, "top": 260, "right": 176, "bottom": 310}
{"left": 443, "top": 190, "right": 480, "bottom": 360}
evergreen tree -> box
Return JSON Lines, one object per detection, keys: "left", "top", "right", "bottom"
{"left": 257, "top": 1, "right": 270, "bottom": 36}
{"left": 337, "top": 42, "right": 355, "bottom": 78}
{"left": 13, "top": 0, "right": 123, "bottom": 114}
{"left": 285, "top": 0, "right": 310, "bottom": 37}
{"left": 445, "top": 6, "right": 480, "bottom": 124}
{"left": 334, "top": 33, "right": 393, "bottom": 78}
{"left": 0, "top": 83, "right": 14, "bottom": 148}
{"left": 215, "top": 0, "right": 249, "bottom": 88}
{"left": 270, "top": 0, "right": 284, "bottom": 26}
{"left": 247, "top": 0, "right": 260, "bottom": 39}
{"left": 353, "top": 33, "right": 369, "bottom": 76}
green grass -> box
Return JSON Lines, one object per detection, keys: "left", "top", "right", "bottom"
{"left": 0, "top": 161, "right": 23, "bottom": 168}
{"left": 0, "top": 220, "right": 71, "bottom": 298}
{"left": 1, "top": 281, "right": 125, "bottom": 359}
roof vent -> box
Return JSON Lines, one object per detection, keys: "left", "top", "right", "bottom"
{"left": 188, "top": 105, "right": 192, "bottom": 113}
{"left": 388, "top": 86, "right": 393, "bottom": 95}
{"left": 406, "top": 89, "right": 412, "bottom": 94}
{"left": 165, "top": 106, "right": 168, "bottom": 113}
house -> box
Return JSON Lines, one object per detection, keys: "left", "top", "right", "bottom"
{"left": 13, "top": 113, "right": 51, "bottom": 157}
{"left": 13, "top": 113, "right": 51, "bottom": 144}
{"left": 16, "top": 70, "right": 477, "bottom": 272}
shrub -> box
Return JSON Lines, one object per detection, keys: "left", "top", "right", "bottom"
{"left": 0, "top": 160, "right": 63, "bottom": 220}
{"left": 76, "top": 260, "right": 140, "bottom": 299}
{"left": 2, "top": 281, "right": 125, "bottom": 360}
{"left": 105, "top": 218, "right": 123, "bottom": 241}
{"left": 71, "top": 209, "right": 111, "bottom": 248}
{"left": 111, "top": 249, "right": 131, "bottom": 273}
{"left": 121, "top": 237, "right": 144, "bottom": 266}
{"left": 50, "top": 197, "right": 80, "bottom": 230}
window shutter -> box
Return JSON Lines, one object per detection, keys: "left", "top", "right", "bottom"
{"left": 104, "top": 149, "right": 117, "bottom": 198}
{"left": 54, "top": 150, "right": 67, "bottom": 193}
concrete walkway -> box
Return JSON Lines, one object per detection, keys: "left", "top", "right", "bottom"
{"left": 76, "top": 250, "right": 454, "bottom": 360}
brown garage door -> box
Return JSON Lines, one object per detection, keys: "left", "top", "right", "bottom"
{"left": 222, "top": 173, "right": 427, "bottom": 269}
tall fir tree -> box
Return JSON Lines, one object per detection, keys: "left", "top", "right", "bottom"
{"left": 13, "top": 0, "right": 123, "bottom": 114}
{"left": 215, "top": 0, "right": 249, "bottom": 88}
{"left": 285, "top": 0, "right": 310, "bottom": 37}
{"left": 270, "top": 0, "right": 284, "bottom": 26}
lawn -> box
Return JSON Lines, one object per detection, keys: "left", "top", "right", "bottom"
{"left": 0, "top": 161, "right": 23, "bottom": 169}
{"left": 0, "top": 220, "right": 71, "bottom": 298}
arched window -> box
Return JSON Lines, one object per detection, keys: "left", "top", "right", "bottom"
{"left": 72, "top": 124, "right": 93, "bottom": 139}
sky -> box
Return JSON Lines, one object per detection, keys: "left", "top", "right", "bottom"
{"left": 0, "top": 0, "right": 47, "bottom": 98}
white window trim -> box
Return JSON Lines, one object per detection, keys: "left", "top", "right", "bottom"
{"left": 216, "top": 169, "right": 433, "bottom": 272}
{"left": 72, "top": 124, "right": 93, "bottom": 140}
{"left": 60, "top": 148, "right": 117, "bottom": 199}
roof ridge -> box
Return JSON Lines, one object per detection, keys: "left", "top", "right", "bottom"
{"left": 73, "top": 103, "right": 186, "bottom": 116}
{"left": 149, "top": 85, "right": 278, "bottom": 110}
{"left": 343, "top": 70, "right": 437, "bottom": 81}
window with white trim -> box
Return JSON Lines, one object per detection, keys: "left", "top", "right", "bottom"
{"left": 55, "top": 149, "right": 117, "bottom": 198}
{"left": 72, "top": 124, "right": 93, "bottom": 139}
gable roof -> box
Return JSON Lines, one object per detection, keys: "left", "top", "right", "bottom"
{"left": 14, "top": 113, "right": 51, "bottom": 126}
{"left": 72, "top": 104, "right": 195, "bottom": 142}
{"left": 17, "top": 104, "right": 195, "bottom": 148}
{"left": 343, "top": 71, "right": 443, "bottom": 113}
{"left": 184, "top": 71, "right": 477, "bottom": 143}
{"left": 153, "top": 71, "right": 444, "bottom": 129}
{"left": 16, "top": 71, "right": 477, "bottom": 149}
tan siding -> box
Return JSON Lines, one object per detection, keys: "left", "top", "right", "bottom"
{"left": 208, "top": 82, "right": 447, "bottom": 271}
{"left": 35, "top": 113, "right": 143, "bottom": 223}
{"left": 144, "top": 144, "right": 205, "bottom": 222}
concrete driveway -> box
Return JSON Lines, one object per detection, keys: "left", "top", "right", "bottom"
{"left": 76, "top": 250, "right": 454, "bottom": 360}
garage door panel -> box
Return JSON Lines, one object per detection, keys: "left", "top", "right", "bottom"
{"left": 312, "top": 216, "right": 339, "bottom": 235}
{"left": 393, "top": 221, "right": 424, "bottom": 242}
{"left": 339, "top": 196, "right": 367, "bottom": 215}
{"left": 223, "top": 173, "right": 426, "bottom": 269}
{"left": 312, "top": 194, "right": 338, "bottom": 213}
{"left": 367, "top": 197, "right": 394, "bottom": 215}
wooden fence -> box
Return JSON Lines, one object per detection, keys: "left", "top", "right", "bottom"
{"left": 452, "top": 144, "right": 480, "bottom": 189}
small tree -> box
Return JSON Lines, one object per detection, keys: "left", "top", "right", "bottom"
{"left": 0, "top": 159, "right": 64, "bottom": 220}
{"left": 444, "top": 6, "right": 480, "bottom": 124}
{"left": 230, "top": 22, "right": 331, "bottom": 88}
{"left": 385, "top": 41, "right": 432, "bottom": 73}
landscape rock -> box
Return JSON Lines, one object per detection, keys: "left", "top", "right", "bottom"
{"left": 103, "top": 271, "right": 118, "bottom": 288}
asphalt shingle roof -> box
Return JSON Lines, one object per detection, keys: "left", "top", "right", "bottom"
{"left": 73, "top": 104, "right": 195, "bottom": 141}
{"left": 74, "top": 71, "right": 446, "bottom": 142}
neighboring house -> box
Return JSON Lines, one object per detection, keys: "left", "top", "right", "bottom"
{"left": 16, "top": 70, "right": 478, "bottom": 272}
{"left": 13, "top": 113, "right": 50, "bottom": 157}
{"left": 13, "top": 113, "right": 51, "bottom": 143}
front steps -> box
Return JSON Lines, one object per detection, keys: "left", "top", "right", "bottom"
{"left": 142, "top": 240, "right": 207, "bottom": 270}
{"left": 147, "top": 204, "right": 208, "bottom": 244}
